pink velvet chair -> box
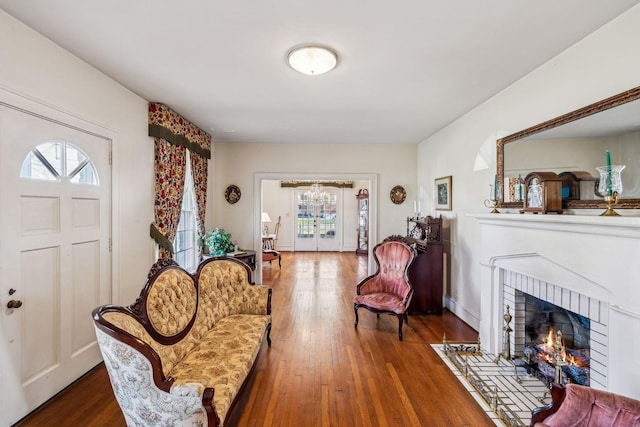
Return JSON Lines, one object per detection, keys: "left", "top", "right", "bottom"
{"left": 531, "top": 384, "right": 640, "bottom": 427}
{"left": 353, "top": 239, "right": 416, "bottom": 341}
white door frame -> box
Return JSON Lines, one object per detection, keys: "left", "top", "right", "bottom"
{"left": 0, "top": 87, "right": 120, "bottom": 425}
{"left": 254, "top": 172, "right": 377, "bottom": 285}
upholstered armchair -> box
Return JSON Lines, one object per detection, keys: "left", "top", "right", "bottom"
{"left": 531, "top": 384, "right": 640, "bottom": 426}
{"left": 354, "top": 239, "right": 416, "bottom": 341}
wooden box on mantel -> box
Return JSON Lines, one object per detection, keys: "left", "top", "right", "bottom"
{"left": 520, "top": 171, "right": 563, "bottom": 214}
{"left": 559, "top": 171, "right": 596, "bottom": 200}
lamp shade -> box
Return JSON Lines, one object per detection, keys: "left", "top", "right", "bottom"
{"left": 288, "top": 45, "right": 338, "bottom": 76}
{"left": 261, "top": 212, "right": 272, "bottom": 223}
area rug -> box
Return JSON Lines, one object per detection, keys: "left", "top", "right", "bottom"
{"left": 431, "top": 342, "right": 550, "bottom": 427}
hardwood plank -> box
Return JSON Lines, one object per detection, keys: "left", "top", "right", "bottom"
{"left": 16, "top": 252, "right": 494, "bottom": 427}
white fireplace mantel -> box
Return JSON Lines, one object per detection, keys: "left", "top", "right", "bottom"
{"left": 472, "top": 213, "right": 640, "bottom": 399}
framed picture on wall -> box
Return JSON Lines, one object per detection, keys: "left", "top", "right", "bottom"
{"left": 435, "top": 176, "right": 452, "bottom": 211}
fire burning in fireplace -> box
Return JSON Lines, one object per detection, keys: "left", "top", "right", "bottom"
{"left": 538, "top": 328, "right": 588, "bottom": 367}
{"left": 523, "top": 326, "right": 590, "bottom": 386}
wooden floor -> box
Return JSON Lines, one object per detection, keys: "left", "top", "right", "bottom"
{"left": 16, "top": 252, "right": 494, "bottom": 427}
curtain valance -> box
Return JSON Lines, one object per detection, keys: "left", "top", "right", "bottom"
{"left": 148, "top": 102, "right": 211, "bottom": 159}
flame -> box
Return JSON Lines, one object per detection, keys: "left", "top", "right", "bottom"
{"left": 539, "top": 327, "right": 555, "bottom": 353}
{"left": 538, "top": 327, "right": 581, "bottom": 367}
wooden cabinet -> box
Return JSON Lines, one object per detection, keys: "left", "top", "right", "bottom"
{"left": 404, "top": 216, "right": 444, "bottom": 315}
{"left": 205, "top": 250, "right": 256, "bottom": 270}
{"left": 408, "top": 243, "right": 443, "bottom": 314}
{"left": 356, "top": 189, "right": 368, "bottom": 254}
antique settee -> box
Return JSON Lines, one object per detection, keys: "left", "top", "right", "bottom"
{"left": 93, "top": 257, "right": 272, "bottom": 427}
{"left": 531, "top": 384, "right": 640, "bottom": 427}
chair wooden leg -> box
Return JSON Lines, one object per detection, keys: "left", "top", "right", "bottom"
{"left": 397, "top": 314, "right": 404, "bottom": 341}
{"left": 266, "top": 323, "right": 272, "bottom": 347}
{"left": 354, "top": 305, "right": 359, "bottom": 328}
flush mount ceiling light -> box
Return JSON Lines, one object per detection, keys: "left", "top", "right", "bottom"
{"left": 287, "top": 45, "right": 338, "bottom": 76}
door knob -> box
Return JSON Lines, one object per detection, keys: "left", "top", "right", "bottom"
{"left": 7, "top": 300, "right": 23, "bottom": 309}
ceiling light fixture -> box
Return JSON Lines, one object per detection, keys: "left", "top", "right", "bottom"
{"left": 287, "top": 45, "right": 338, "bottom": 76}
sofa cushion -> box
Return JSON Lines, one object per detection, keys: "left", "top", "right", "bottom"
{"left": 104, "top": 311, "right": 198, "bottom": 377}
{"left": 354, "top": 292, "right": 406, "bottom": 314}
{"left": 168, "top": 314, "right": 271, "bottom": 422}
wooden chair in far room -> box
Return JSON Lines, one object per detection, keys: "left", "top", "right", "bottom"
{"left": 353, "top": 239, "right": 416, "bottom": 341}
{"left": 262, "top": 216, "right": 281, "bottom": 268}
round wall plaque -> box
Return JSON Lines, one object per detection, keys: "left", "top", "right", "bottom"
{"left": 224, "top": 185, "right": 241, "bottom": 204}
{"left": 390, "top": 185, "right": 406, "bottom": 204}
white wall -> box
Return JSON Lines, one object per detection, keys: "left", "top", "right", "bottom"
{"left": 0, "top": 10, "right": 155, "bottom": 305}
{"left": 209, "top": 142, "right": 417, "bottom": 251}
{"left": 417, "top": 5, "right": 640, "bottom": 329}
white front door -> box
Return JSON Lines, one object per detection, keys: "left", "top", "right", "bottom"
{"left": 294, "top": 189, "right": 341, "bottom": 252}
{"left": 0, "top": 104, "right": 111, "bottom": 425}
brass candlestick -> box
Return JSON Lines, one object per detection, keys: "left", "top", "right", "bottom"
{"left": 484, "top": 199, "right": 499, "bottom": 214}
{"left": 600, "top": 192, "right": 620, "bottom": 216}
{"left": 484, "top": 183, "right": 501, "bottom": 213}
{"left": 596, "top": 164, "right": 625, "bottom": 216}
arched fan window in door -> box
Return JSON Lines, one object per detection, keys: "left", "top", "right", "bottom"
{"left": 20, "top": 140, "right": 98, "bottom": 185}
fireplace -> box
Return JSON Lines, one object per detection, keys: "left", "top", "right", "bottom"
{"left": 502, "top": 271, "right": 604, "bottom": 389}
{"left": 474, "top": 213, "right": 640, "bottom": 400}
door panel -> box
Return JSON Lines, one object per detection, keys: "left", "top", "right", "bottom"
{"left": 294, "top": 189, "right": 341, "bottom": 252}
{"left": 71, "top": 240, "right": 100, "bottom": 354}
{"left": 317, "top": 191, "right": 339, "bottom": 251}
{"left": 0, "top": 103, "right": 111, "bottom": 424}
{"left": 21, "top": 247, "right": 60, "bottom": 383}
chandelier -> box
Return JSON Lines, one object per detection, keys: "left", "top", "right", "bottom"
{"left": 306, "top": 182, "right": 327, "bottom": 205}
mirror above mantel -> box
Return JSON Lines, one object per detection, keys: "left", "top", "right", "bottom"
{"left": 497, "top": 86, "right": 640, "bottom": 210}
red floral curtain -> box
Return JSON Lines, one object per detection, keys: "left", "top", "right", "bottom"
{"left": 190, "top": 153, "right": 208, "bottom": 237}
{"left": 148, "top": 103, "right": 211, "bottom": 258}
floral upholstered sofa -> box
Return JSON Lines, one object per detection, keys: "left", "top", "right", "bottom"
{"left": 93, "top": 257, "right": 272, "bottom": 427}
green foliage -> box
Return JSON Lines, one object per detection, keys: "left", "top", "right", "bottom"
{"left": 205, "top": 228, "right": 235, "bottom": 256}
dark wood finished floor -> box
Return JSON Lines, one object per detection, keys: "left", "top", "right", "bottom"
{"left": 16, "top": 252, "right": 493, "bottom": 427}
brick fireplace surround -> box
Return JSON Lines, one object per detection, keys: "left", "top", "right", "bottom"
{"left": 474, "top": 213, "right": 640, "bottom": 400}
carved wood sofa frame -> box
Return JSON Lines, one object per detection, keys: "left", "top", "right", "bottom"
{"left": 93, "top": 257, "right": 272, "bottom": 427}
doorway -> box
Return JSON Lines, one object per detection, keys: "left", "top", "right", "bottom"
{"left": 255, "top": 173, "right": 377, "bottom": 285}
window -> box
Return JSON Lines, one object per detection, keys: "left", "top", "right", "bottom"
{"left": 174, "top": 152, "right": 200, "bottom": 272}
{"left": 20, "top": 141, "right": 98, "bottom": 185}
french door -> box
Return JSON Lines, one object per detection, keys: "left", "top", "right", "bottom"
{"left": 294, "top": 189, "right": 341, "bottom": 252}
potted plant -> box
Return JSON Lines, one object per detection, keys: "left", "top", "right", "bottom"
{"left": 205, "top": 228, "right": 235, "bottom": 256}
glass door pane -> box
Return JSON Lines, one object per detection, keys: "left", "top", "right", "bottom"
{"left": 294, "top": 190, "right": 317, "bottom": 251}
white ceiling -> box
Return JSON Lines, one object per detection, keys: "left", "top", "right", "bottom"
{"left": 1, "top": 1, "right": 638, "bottom": 145}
